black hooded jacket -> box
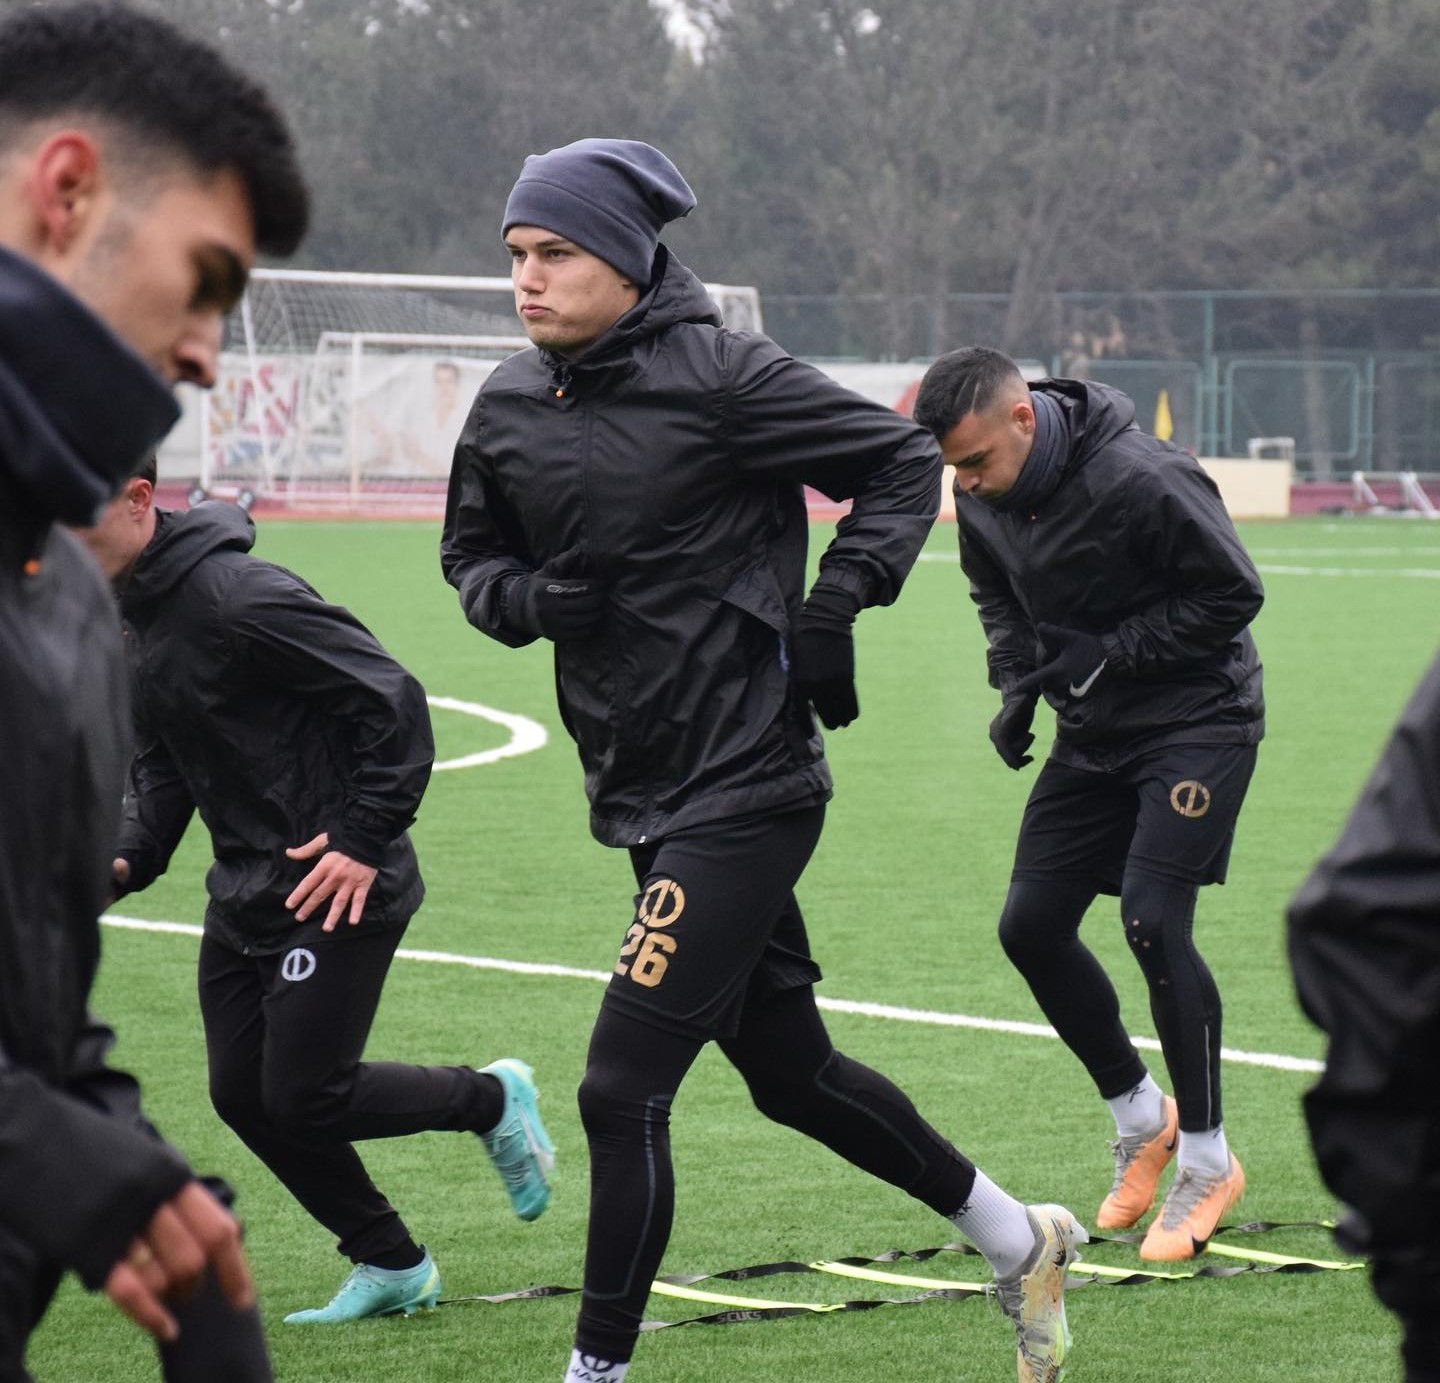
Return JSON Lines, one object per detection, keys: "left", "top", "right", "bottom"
{"left": 1287, "top": 651, "right": 1440, "bottom": 1256}
{"left": 441, "top": 247, "right": 941, "bottom": 846}
{"left": 116, "top": 502, "right": 431, "bottom": 953}
{"left": 955, "top": 378, "right": 1265, "bottom": 771}
{"left": 0, "top": 246, "right": 193, "bottom": 1290}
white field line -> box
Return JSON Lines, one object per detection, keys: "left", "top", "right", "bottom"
{"left": 917, "top": 552, "right": 1440, "bottom": 578}
{"left": 100, "top": 914, "right": 1322, "bottom": 1075}
{"left": 1247, "top": 546, "right": 1440, "bottom": 557}
{"left": 426, "top": 695, "right": 547, "bottom": 771}
{"left": 1253, "top": 564, "right": 1440, "bottom": 579}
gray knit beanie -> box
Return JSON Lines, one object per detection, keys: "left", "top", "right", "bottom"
{"left": 502, "top": 138, "right": 696, "bottom": 286}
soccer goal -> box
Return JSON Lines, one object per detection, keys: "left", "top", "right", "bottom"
{"left": 1351, "top": 470, "right": 1440, "bottom": 518}
{"left": 195, "top": 268, "right": 763, "bottom": 514}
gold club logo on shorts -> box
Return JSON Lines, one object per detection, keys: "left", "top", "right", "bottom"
{"left": 1169, "top": 780, "right": 1212, "bottom": 818}
{"left": 636, "top": 878, "right": 686, "bottom": 927}
{"left": 616, "top": 878, "right": 686, "bottom": 988}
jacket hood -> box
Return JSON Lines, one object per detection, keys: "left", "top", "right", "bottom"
{"left": 0, "top": 245, "right": 179, "bottom": 527}
{"left": 627, "top": 245, "right": 724, "bottom": 338}
{"left": 544, "top": 245, "right": 723, "bottom": 376}
{"left": 125, "top": 502, "right": 256, "bottom": 612}
{"left": 1036, "top": 376, "right": 1137, "bottom": 467}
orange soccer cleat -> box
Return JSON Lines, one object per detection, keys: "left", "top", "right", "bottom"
{"left": 1139, "top": 1153, "right": 1245, "bottom": 1261}
{"left": 1095, "top": 1095, "right": 1178, "bottom": 1230}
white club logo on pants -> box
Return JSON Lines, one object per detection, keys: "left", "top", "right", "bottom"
{"left": 281, "top": 947, "right": 317, "bottom": 983}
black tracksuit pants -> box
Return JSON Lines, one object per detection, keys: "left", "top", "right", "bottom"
{"left": 199, "top": 923, "right": 496, "bottom": 1266}
{"left": 573, "top": 805, "right": 978, "bottom": 1362}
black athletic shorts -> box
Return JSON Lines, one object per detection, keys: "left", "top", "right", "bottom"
{"left": 1012, "top": 743, "right": 1258, "bottom": 894}
{"left": 600, "top": 804, "right": 826, "bottom": 1040}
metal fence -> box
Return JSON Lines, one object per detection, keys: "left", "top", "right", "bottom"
{"left": 763, "top": 288, "right": 1440, "bottom": 475}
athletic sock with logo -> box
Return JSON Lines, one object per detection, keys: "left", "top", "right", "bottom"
{"left": 1176, "top": 1123, "right": 1231, "bottom": 1179}
{"left": 563, "top": 1350, "right": 629, "bottom": 1383}
{"left": 1106, "top": 1072, "right": 1166, "bottom": 1140}
{"left": 949, "top": 1169, "right": 1036, "bottom": 1280}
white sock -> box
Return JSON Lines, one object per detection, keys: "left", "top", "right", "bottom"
{"left": 564, "top": 1350, "right": 629, "bottom": 1383}
{"left": 949, "top": 1169, "right": 1036, "bottom": 1280}
{"left": 1177, "top": 1124, "right": 1231, "bottom": 1179}
{"left": 1106, "top": 1073, "right": 1166, "bottom": 1139}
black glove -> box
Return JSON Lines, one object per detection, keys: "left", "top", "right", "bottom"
{"left": 1014, "top": 622, "right": 1109, "bottom": 700}
{"left": 792, "top": 582, "right": 861, "bottom": 729}
{"left": 989, "top": 691, "right": 1037, "bottom": 769}
{"left": 501, "top": 546, "right": 607, "bottom": 642}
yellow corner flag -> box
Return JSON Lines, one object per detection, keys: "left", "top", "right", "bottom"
{"left": 1154, "top": 388, "right": 1174, "bottom": 442}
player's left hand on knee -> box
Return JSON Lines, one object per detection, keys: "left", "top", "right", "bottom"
{"left": 104, "top": 1181, "right": 254, "bottom": 1344}
{"left": 793, "top": 582, "right": 862, "bottom": 729}
{"left": 1015, "top": 622, "right": 1109, "bottom": 700}
{"left": 284, "top": 833, "right": 378, "bottom": 930}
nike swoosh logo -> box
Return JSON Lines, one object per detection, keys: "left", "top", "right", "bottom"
{"left": 1068, "top": 661, "right": 1107, "bottom": 698}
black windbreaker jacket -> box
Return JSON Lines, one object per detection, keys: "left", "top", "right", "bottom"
{"left": 442, "top": 247, "right": 941, "bottom": 846}
{"left": 1287, "top": 650, "right": 1440, "bottom": 1251}
{"left": 116, "top": 503, "right": 431, "bottom": 952}
{"left": 0, "top": 246, "right": 192, "bottom": 1289}
{"left": 956, "top": 378, "right": 1265, "bottom": 771}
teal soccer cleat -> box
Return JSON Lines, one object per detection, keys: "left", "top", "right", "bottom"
{"left": 283, "top": 1251, "right": 441, "bottom": 1324}
{"left": 478, "top": 1058, "right": 555, "bottom": 1222}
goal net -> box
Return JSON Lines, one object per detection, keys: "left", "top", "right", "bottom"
{"left": 190, "top": 268, "right": 763, "bottom": 515}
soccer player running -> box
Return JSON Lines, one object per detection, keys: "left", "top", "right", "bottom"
{"left": 77, "top": 456, "right": 555, "bottom": 1325}
{"left": 0, "top": 4, "right": 309, "bottom": 1377}
{"left": 1288, "top": 650, "right": 1440, "bottom": 1383}
{"left": 442, "top": 139, "right": 1085, "bottom": 1383}
{"left": 913, "top": 346, "right": 1264, "bottom": 1260}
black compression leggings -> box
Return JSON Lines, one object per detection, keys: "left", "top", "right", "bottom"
{"left": 998, "top": 869, "right": 1222, "bottom": 1132}
{"left": 572, "top": 987, "right": 976, "bottom": 1360}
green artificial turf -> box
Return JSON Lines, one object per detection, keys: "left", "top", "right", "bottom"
{"left": 29, "top": 513, "right": 1435, "bottom": 1381}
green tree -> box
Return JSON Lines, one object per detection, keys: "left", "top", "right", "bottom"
{"left": 141, "top": 0, "right": 678, "bottom": 271}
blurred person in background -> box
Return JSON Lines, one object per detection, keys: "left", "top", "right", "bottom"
{"left": 0, "top": 3, "right": 308, "bottom": 1377}
{"left": 1289, "top": 650, "right": 1440, "bottom": 1383}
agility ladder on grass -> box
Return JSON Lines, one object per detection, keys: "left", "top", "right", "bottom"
{"left": 439, "top": 1220, "right": 1363, "bottom": 1329}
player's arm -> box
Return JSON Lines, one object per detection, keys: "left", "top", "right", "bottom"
{"left": 726, "top": 337, "right": 941, "bottom": 610}
{"left": 0, "top": 1061, "right": 187, "bottom": 1280}
{"left": 227, "top": 566, "right": 433, "bottom": 926}
{"left": 1100, "top": 458, "right": 1264, "bottom": 676}
{"left": 113, "top": 734, "right": 196, "bottom": 900}
{"left": 959, "top": 524, "right": 1043, "bottom": 769}
{"left": 440, "top": 406, "right": 541, "bottom": 649}
{"left": 958, "top": 523, "right": 1037, "bottom": 694}
{"left": 723, "top": 338, "right": 941, "bottom": 729}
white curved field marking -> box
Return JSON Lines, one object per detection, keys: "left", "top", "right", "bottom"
{"left": 100, "top": 914, "right": 1321, "bottom": 1073}
{"left": 426, "top": 694, "right": 547, "bottom": 771}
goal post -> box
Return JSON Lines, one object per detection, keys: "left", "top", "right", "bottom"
{"left": 185, "top": 267, "right": 763, "bottom": 514}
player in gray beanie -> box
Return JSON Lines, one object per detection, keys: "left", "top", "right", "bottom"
{"left": 501, "top": 137, "right": 696, "bottom": 287}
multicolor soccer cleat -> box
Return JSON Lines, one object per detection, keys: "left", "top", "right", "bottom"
{"left": 991, "top": 1203, "right": 1089, "bottom": 1383}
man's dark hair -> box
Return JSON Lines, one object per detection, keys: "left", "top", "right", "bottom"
{"left": 912, "top": 346, "right": 1027, "bottom": 439}
{"left": 0, "top": 3, "right": 308, "bottom": 257}
{"left": 133, "top": 452, "right": 158, "bottom": 486}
